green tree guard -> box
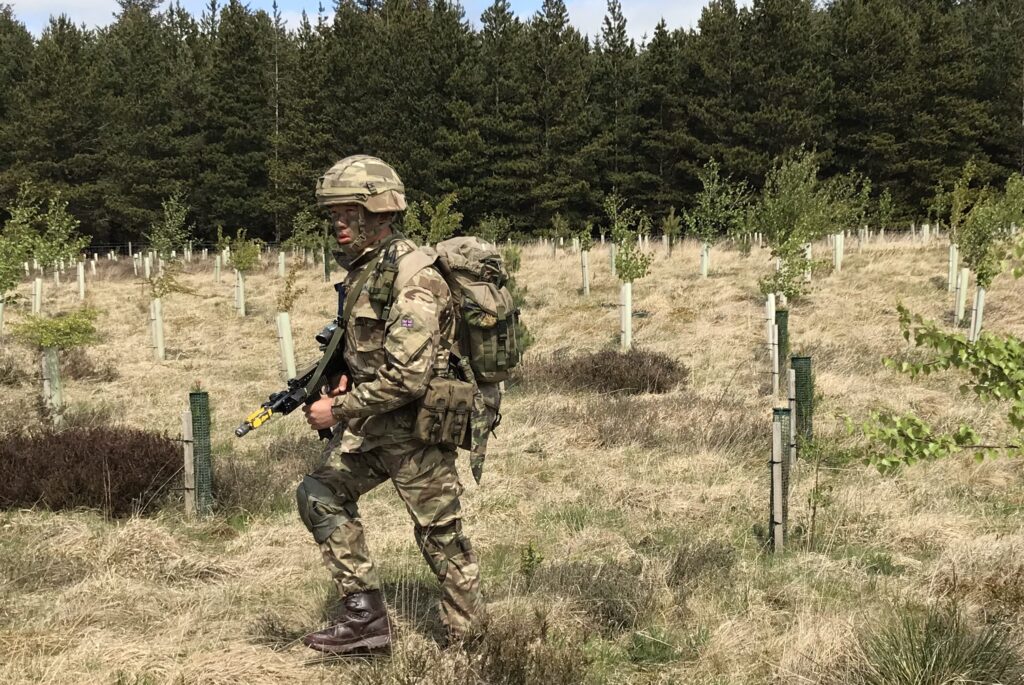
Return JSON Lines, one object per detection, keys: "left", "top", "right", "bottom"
{"left": 775, "top": 309, "right": 789, "bottom": 379}
{"left": 791, "top": 356, "right": 814, "bottom": 441}
{"left": 189, "top": 390, "right": 213, "bottom": 516}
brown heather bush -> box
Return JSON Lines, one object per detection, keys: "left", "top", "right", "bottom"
{"left": 0, "top": 425, "right": 180, "bottom": 516}
{"left": 514, "top": 347, "right": 688, "bottom": 395}
{"left": 60, "top": 347, "right": 119, "bottom": 381}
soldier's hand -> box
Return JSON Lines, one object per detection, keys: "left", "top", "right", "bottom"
{"left": 325, "top": 374, "right": 350, "bottom": 398}
{"left": 303, "top": 395, "right": 338, "bottom": 431}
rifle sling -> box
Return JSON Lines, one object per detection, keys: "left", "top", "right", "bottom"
{"left": 303, "top": 250, "right": 386, "bottom": 398}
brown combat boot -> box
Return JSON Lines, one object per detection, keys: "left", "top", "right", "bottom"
{"left": 302, "top": 589, "right": 393, "bottom": 654}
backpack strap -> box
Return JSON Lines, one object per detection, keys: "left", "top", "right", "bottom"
{"left": 303, "top": 250, "right": 385, "bottom": 399}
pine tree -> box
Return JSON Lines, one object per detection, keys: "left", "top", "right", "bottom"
{"left": 689, "top": 0, "right": 758, "bottom": 183}
{"left": 826, "top": 0, "right": 919, "bottom": 212}
{"left": 0, "top": 6, "right": 33, "bottom": 221}
{"left": 92, "top": 0, "right": 183, "bottom": 243}
{"left": 526, "top": 0, "right": 599, "bottom": 226}
{"left": 593, "top": 0, "right": 641, "bottom": 198}
{"left": 1, "top": 17, "right": 107, "bottom": 241}
{"left": 272, "top": 11, "right": 333, "bottom": 238}
{"left": 634, "top": 20, "right": 700, "bottom": 212}
{"left": 195, "top": 0, "right": 275, "bottom": 238}
{"left": 745, "top": 0, "right": 834, "bottom": 181}
{"left": 474, "top": 0, "right": 536, "bottom": 230}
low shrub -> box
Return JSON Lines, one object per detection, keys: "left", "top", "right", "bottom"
{"left": 514, "top": 348, "right": 688, "bottom": 395}
{"left": 831, "top": 603, "right": 1024, "bottom": 685}
{"left": 0, "top": 350, "right": 30, "bottom": 386}
{"left": 533, "top": 558, "right": 663, "bottom": 634}
{"left": 475, "top": 609, "right": 591, "bottom": 685}
{"left": 0, "top": 425, "right": 180, "bottom": 516}
{"left": 667, "top": 539, "right": 736, "bottom": 595}
{"left": 60, "top": 347, "right": 119, "bottom": 381}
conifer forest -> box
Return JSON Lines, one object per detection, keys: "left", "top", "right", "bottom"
{"left": 1, "top": 0, "right": 1022, "bottom": 246}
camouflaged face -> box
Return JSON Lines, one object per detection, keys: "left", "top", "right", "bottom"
{"left": 316, "top": 155, "right": 407, "bottom": 212}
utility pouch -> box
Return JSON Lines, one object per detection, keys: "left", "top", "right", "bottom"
{"left": 413, "top": 376, "right": 475, "bottom": 447}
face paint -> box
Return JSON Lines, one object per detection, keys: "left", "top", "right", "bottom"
{"left": 327, "top": 204, "right": 371, "bottom": 258}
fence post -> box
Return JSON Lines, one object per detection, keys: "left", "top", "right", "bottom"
{"left": 182, "top": 409, "right": 196, "bottom": 517}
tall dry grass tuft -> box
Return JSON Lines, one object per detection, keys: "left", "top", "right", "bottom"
{"left": 829, "top": 603, "right": 1024, "bottom": 685}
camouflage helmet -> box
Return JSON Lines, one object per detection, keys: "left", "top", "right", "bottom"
{"left": 316, "top": 155, "right": 407, "bottom": 213}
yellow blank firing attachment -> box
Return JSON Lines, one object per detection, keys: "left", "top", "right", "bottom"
{"left": 235, "top": 406, "right": 274, "bottom": 438}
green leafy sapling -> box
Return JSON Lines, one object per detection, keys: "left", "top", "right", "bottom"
{"left": 32, "top": 191, "right": 90, "bottom": 273}
{"left": 284, "top": 208, "right": 325, "bottom": 255}
{"left": 146, "top": 191, "right": 192, "bottom": 259}
{"left": 404, "top": 193, "right": 463, "bottom": 245}
{"left": 10, "top": 307, "right": 100, "bottom": 426}
{"left": 228, "top": 229, "right": 263, "bottom": 274}
{"left": 684, "top": 159, "right": 750, "bottom": 276}
{"left": 875, "top": 188, "right": 895, "bottom": 233}
{"left": 474, "top": 214, "right": 512, "bottom": 246}
{"left": 605, "top": 193, "right": 652, "bottom": 284}
{"left": 755, "top": 150, "right": 836, "bottom": 302}
{"left": 857, "top": 302, "right": 1024, "bottom": 472}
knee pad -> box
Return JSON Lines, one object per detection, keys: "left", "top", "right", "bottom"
{"left": 295, "top": 475, "right": 357, "bottom": 544}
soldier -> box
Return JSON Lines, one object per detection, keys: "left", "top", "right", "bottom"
{"left": 298, "top": 155, "right": 486, "bottom": 654}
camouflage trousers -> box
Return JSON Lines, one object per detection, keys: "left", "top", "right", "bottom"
{"left": 298, "top": 432, "right": 485, "bottom": 637}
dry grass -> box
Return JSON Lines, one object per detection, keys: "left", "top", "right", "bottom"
{"left": 2, "top": 235, "right": 1024, "bottom": 683}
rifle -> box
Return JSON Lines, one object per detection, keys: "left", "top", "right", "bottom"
{"left": 235, "top": 321, "right": 347, "bottom": 440}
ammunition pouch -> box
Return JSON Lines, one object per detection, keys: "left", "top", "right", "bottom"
{"left": 413, "top": 376, "right": 475, "bottom": 448}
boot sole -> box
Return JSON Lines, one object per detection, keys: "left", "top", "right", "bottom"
{"left": 303, "top": 633, "right": 392, "bottom": 655}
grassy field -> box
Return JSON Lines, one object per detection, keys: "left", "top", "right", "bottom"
{"left": 3, "top": 235, "right": 1024, "bottom": 684}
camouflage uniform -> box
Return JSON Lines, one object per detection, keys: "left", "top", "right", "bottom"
{"left": 298, "top": 237, "right": 485, "bottom": 637}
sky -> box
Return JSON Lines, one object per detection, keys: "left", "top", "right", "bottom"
{"left": 10, "top": 0, "right": 753, "bottom": 43}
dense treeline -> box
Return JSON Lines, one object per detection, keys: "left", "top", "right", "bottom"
{"left": 0, "top": 0, "right": 1021, "bottom": 245}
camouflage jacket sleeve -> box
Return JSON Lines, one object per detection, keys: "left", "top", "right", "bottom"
{"left": 332, "top": 272, "right": 444, "bottom": 420}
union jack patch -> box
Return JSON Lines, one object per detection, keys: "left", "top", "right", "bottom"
{"left": 400, "top": 316, "right": 414, "bottom": 329}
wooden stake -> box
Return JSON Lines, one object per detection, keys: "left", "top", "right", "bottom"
{"left": 32, "top": 277, "right": 42, "bottom": 314}
{"left": 182, "top": 409, "right": 195, "bottom": 517}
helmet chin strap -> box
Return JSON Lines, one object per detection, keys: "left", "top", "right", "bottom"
{"left": 338, "top": 206, "right": 371, "bottom": 258}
